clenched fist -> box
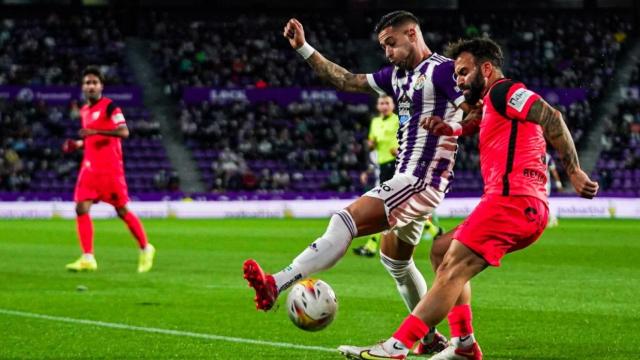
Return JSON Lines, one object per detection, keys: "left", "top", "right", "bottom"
{"left": 283, "top": 18, "right": 306, "bottom": 49}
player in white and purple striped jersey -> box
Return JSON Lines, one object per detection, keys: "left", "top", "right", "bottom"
{"left": 243, "top": 11, "right": 476, "bottom": 356}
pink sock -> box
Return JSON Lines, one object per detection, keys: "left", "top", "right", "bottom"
{"left": 76, "top": 214, "right": 94, "bottom": 254}
{"left": 122, "top": 212, "right": 148, "bottom": 249}
{"left": 448, "top": 304, "right": 474, "bottom": 338}
{"left": 393, "top": 314, "right": 431, "bottom": 349}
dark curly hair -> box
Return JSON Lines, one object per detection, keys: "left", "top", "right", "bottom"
{"left": 82, "top": 65, "right": 105, "bottom": 84}
{"left": 445, "top": 38, "right": 504, "bottom": 68}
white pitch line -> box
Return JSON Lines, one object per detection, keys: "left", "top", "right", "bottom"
{"left": 0, "top": 308, "right": 335, "bottom": 353}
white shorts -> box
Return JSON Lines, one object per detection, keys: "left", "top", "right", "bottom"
{"left": 364, "top": 173, "right": 445, "bottom": 246}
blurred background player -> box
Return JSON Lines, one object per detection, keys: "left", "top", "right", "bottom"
{"left": 62, "top": 66, "right": 156, "bottom": 273}
{"left": 338, "top": 37, "right": 599, "bottom": 360}
{"left": 353, "top": 95, "right": 398, "bottom": 257}
{"left": 546, "top": 152, "right": 563, "bottom": 227}
{"left": 354, "top": 94, "right": 442, "bottom": 257}
{"left": 243, "top": 11, "right": 476, "bottom": 355}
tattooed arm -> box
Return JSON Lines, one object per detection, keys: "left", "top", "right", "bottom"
{"left": 525, "top": 98, "right": 598, "bottom": 199}
{"left": 305, "top": 52, "right": 374, "bottom": 93}
{"left": 284, "top": 18, "right": 375, "bottom": 94}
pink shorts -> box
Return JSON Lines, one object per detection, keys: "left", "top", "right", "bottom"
{"left": 74, "top": 168, "right": 129, "bottom": 208}
{"left": 454, "top": 194, "right": 548, "bottom": 266}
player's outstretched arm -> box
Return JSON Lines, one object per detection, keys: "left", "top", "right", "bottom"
{"left": 526, "top": 99, "right": 598, "bottom": 199}
{"left": 283, "top": 18, "right": 374, "bottom": 94}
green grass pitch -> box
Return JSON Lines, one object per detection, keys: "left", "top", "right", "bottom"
{"left": 0, "top": 218, "right": 638, "bottom": 359}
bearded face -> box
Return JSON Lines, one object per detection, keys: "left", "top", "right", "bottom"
{"left": 461, "top": 67, "right": 485, "bottom": 104}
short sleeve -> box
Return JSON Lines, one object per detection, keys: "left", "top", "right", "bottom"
{"left": 366, "top": 66, "right": 394, "bottom": 96}
{"left": 432, "top": 61, "right": 465, "bottom": 107}
{"left": 111, "top": 108, "right": 126, "bottom": 126}
{"left": 106, "top": 101, "right": 126, "bottom": 126}
{"left": 505, "top": 86, "right": 541, "bottom": 122}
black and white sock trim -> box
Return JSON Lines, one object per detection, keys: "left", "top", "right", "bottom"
{"left": 336, "top": 210, "right": 357, "bottom": 238}
{"left": 380, "top": 252, "right": 412, "bottom": 269}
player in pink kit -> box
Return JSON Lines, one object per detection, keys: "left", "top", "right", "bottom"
{"left": 63, "top": 66, "right": 155, "bottom": 273}
{"left": 338, "top": 38, "right": 598, "bottom": 360}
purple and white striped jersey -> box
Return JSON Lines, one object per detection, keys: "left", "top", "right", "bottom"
{"left": 366, "top": 53, "right": 464, "bottom": 192}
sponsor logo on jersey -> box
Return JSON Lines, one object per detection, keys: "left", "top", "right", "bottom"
{"left": 398, "top": 94, "right": 413, "bottom": 125}
{"left": 508, "top": 88, "right": 534, "bottom": 112}
{"left": 523, "top": 168, "right": 546, "bottom": 183}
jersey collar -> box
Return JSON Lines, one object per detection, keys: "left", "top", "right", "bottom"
{"left": 483, "top": 77, "right": 511, "bottom": 97}
{"left": 87, "top": 96, "right": 104, "bottom": 108}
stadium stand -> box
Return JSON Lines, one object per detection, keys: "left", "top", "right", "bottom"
{"left": 591, "top": 63, "right": 640, "bottom": 196}
{"left": 0, "top": 12, "right": 132, "bottom": 85}
{"left": 0, "top": 9, "right": 635, "bottom": 196}
{"left": 181, "top": 100, "right": 371, "bottom": 193}
{"left": 148, "top": 13, "right": 360, "bottom": 97}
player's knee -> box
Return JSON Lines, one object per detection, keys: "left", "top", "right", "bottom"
{"left": 435, "top": 261, "right": 460, "bottom": 285}
{"left": 344, "top": 197, "right": 388, "bottom": 235}
{"left": 115, "top": 207, "right": 128, "bottom": 218}
{"left": 75, "top": 203, "right": 89, "bottom": 216}
{"left": 430, "top": 229, "right": 454, "bottom": 270}
{"left": 435, "top": 254, "right": 468, "bottom": 285}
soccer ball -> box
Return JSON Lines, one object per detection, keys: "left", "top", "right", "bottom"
{"left": 286, "top": 278, "right": 338, "bottom": 331}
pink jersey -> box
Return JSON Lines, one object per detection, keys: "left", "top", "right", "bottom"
{"left": 480, "top": 79, "right": 548, "bottom": 202}
{"left": 79, "top": 97, "right": 126, "bottom": 174}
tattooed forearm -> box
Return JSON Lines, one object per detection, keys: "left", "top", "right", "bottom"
{"left": 306, "top": 52, "right": 373, "bottom": 93}
{"left": 527, "top": 99, "right": 580, "bottom": 174}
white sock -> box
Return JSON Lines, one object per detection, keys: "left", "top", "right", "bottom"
{"left": 381, "top": 337, "right": 409, "bottom": 356}
{"left": 142, "top": 244, "right": 154, "bottom": 253}
{"left": 272, "top": 210, "right": 357, "bottom": 293}
{"left": 452, "top": 334, "right": 475, "bottom": 348}
{"left": 82, "top": 253, "right": 95, "bottom": 261}
{"left": 380, "top": 253, "right": 427, "bottom": 311}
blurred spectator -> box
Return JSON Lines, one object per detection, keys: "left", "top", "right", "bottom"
{"left": 0, "top": 12, "right": 132, "bottom": 85}
{"left": 149, "top": 13, "right": 360, "bottom": 97}
{"left": 184, "top": 99, "right": 370, "bottom": 192}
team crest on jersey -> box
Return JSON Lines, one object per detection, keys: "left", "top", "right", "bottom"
{"left": 413, "top": 74, "right": 426, "bottom": 90}
{"left": 92, "top": 111, "right": 101, "bottom": 120}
